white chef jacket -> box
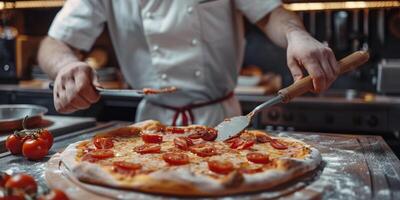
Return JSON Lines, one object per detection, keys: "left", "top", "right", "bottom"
{"left": 48, "top": 0, "right": 282, "bottom": 126}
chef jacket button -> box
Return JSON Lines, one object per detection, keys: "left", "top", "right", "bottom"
{"left": 187, "top": 6, "right": 193, "bottom": 14}
{"left": 191, "top": 39, "right": 198, "bottom": 46}
{"left": 161, "top": 73, "right": 168, "bottom": 80}
{"left": 194, "top": 70, "right": 201, "bottom": 77}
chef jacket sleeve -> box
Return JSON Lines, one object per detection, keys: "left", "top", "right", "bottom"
{"left": 234, "top": 0, "right": 282, "bottom": 24}
{"left": 48, "top": 0, "right": 106, "bottom": 51}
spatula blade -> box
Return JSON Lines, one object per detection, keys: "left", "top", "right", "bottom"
{"left": 215, "top": 115, "right": 251, "bottom": 141}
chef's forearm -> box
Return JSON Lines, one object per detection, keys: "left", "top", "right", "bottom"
{"left": 37, "top": 36, "right": 80, "bottom": 79}
{"left": 256, "top": 6, "right": 307, "bottom": 48}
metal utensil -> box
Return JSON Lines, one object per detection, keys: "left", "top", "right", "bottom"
{"left": 215, "top": 51, "right": 370, "bottom": 141}
{"left": 0, "top": 104, "right": 48, "bottom": 132}
{"left": 49, "top": 82, "right": 176, "bottom": 97}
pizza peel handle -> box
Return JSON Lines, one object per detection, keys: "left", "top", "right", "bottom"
{"left": 278, "top": 51, "right": 369, "bottom": 103}
{"left": 215, "top": 51, "right": 369, "bottom": 141}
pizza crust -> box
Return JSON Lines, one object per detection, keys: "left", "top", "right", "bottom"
{"left": 61, "top": 138, "right": 321, "bottom": 197}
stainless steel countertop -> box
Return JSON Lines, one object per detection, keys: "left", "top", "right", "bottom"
{"left": 2, "top": 84, "right": 400, "bottom": 106}
{"left": 0, "top": 122, "right": 399, "bottom": 199}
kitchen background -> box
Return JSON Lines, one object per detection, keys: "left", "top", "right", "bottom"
{"left": 1, "top": 0, "right": 400, "bottom": 153}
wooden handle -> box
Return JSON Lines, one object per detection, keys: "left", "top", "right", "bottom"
{"left": 278, "top": 51, "right": 369, "bottom": 102}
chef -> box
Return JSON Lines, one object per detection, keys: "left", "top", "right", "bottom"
{"left": 38, "top": 0, "right": 339, "bottom": 126}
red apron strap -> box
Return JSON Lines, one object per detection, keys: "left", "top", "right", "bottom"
{"left": 150, "top": 91, "right": 234, "bottom": 126}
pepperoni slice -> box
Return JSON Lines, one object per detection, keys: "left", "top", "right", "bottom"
{"left": 256, "top": 134, "right": 272, "bottom": 143}
{"left": 208, "top": 160, "right": 234, "bottom": 175}
{"left": 141, "top": 134, "right": 163, "bottom": 143}
{"left": 162, "top": 153, "right": 189, "bottom": 165}
{"left": 134, "top": 144, "right": 161, "bottom": 154}
{"left": 270, "top": 139, "right": 288, "bottom": 150}
{"left": 165, "top": 127, "right": 185, "bottom": 134}
{"left": 246, "top": 152, "right": 269, "bottom": 164}
{"left": 90, "top": 149, "right": 114, "bottom": 159}
{"left": 190, "top": 144, "right": 218, "bottom": 157}
{"left": 173, "top": 137, "right": 193, "bottom": 150}
{"left": 201, "top": 128, "right": 218, "bottom": 141}
{"left": 93, "top": 136, "right": 114, "bottom": 149}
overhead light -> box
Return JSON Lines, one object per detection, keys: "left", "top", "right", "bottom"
{"left": 0, "top": 0, "right": 65, "bottom": 10}
{"left": 284, "top": 1, "right": 400, "bottom": 11}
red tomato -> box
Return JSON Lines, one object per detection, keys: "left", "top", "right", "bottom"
{"left": 246, "top": 153, "right": 270, "bottom": 164}
{"left": 256, "top": 134, "right": 272, "bottom": 143}
{"left": 89, "top": 149, "right": 114, "bottom": 159}
{"left": 239, "top": 167, "right": 264, "bottom": 174}
{"left": 188, "top": 133, "right": 203, "bottom": 139}
{"left": 22, "top": 138, "right": 49, "bottom": 160}
{"left": 201, "top": 128, "right": 218, "bottom": 141}
{"left": 207, "top": 160, "right": 234, "bottom": 174}
{"left": 141, "top": 134, "right": 163, "bottom": 143}
{"left": 0, "top": 172, "right": 10, "bottom": 187}
{"left": 6, "top": 134, "right": 24, "bottom": 155}
{"left": 134, "top": 144, "right": 161, "bottom": 154}
{"left": 165, "top": 127, "right": 185, "bottom": 134}
{"left": 81, "top": 154, "right": 99, "bottom": 163}
{"left": 225, "top": 138, "right": 244, "bottom": 149}
{"left": 0, "top": 195, "right": 25, "bottom": 200}
{"left": 112, "top": 161, "right": 141, "bottom": 175}
{"left": 5, "top": 173, "right": 37, "bottom": 195}
{"left": 162, "top": 153, "right": 189, "bottom": 165}
{"left": 113, "top": 161, "right": 142, "bottom": 170}
{"left": 37, "top": 189, "right": 69, "bottom": 200}
{"left": 270, "top": 139, "right": 288, "bottom": 150}
{"left": 37, "top": 129, "right": 53, "bottom": 150}
{"left": 173, "top": 137, "right": 193, "bottom": 150}
{"left": 190, "top": 144, "right": 218, "bottom": 157}
{"left": 93, "top": 136, "right": 114, "bottom": 149}
{"left": 238, "top": 140, "right": 255, "bottom": 150}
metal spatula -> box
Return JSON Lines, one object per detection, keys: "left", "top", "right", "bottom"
{"left": 215, "top": 51, "right": 370, "bottom": 141}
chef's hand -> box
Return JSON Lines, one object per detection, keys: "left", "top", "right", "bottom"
{"left": 53, "top": 62, "right": 100, "bottom": 113}
{"left": 286, "top": 30, "right": 339, "bottom": 93}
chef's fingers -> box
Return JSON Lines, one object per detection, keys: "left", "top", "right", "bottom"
{"left": 64, "top": 79, "right": 91, "bottom": 110}
{"left": 287, "top": 57, "right": 303, "bottom": 82}
{"left": 326, "top": 47, "right": 340, "bottom": 76}
{"left": 53, "top": 79, "right": 72, "bottom": 113}
{"left": 302, "top": 57, "right": 326, "bottom": 93}
{"left": 319, "top": 50, "right": 336, "bottom": 88}
{"left": 76, "top": 72, "right": 100, "bottom": 103}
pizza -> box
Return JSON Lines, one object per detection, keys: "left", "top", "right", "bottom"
{"left": 60, "top": 120, "right": 321, "bottom": 196}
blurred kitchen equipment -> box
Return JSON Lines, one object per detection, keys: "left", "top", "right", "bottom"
{"left": 362, "top": 9, "right": 369, "bottom": 51}
{"left": 309, "top": 11, "right": 316, "bottom": 37}
{"left": 389, "top": 11, "right": 400, "bottom": 39}
{"left": 0, "top": 104, "right": 48, "bottom": 132}
{"left": 377, "top": 59, "right": 400, "bottom": 94}
{"left": 0, "top": 11, "right": 18, "bottom": 83}
{"left": 215, "top": 51, "right": 370, "bottom": 141}
{"left": 324, "top": 10, "right": 332, "bottom": 45}
{"left": 351, "top": 10, "right": 361, "bottom": 51}
{"left": 334, "top": 11, "right": 349, "bottom": 51}
{"left": 377, "top": 9, "right": 385, "bottom": 45}
{"left": 85, "top": 48, "right": 109, "bottom": 69}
